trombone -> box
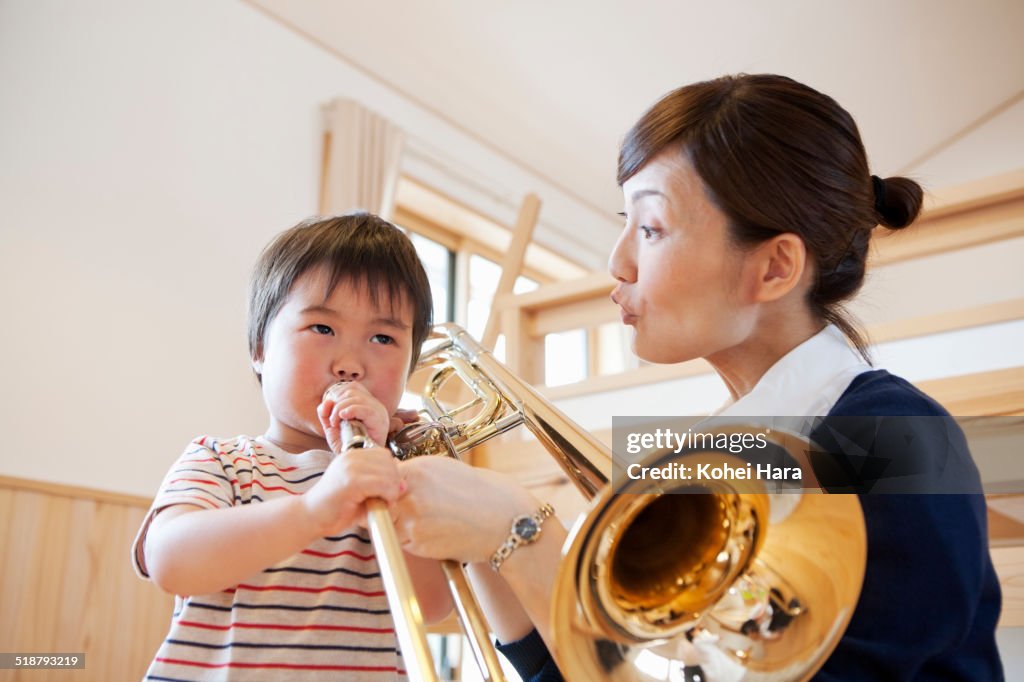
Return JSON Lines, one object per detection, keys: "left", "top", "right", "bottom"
{"left": 337, "top": 323, "right": 866, "bottom": 681}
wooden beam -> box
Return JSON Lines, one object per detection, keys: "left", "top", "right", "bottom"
{"left": 916, "top": 367, "right": 1024, "bottom": 416}
{"left": 543, "top": 303, "right": 1023, "bottom": 400}
{"left": 494, "top": 271, "right": 614, "bottom": 310}
{"left": 870, "top": 298, "right": 1024, "bottom": 344}
{"left": 318, "top": 130, "right": 332, "bottom": 215}
{"left": 543, "top": 359, "right": 712, "bottom": 400}
{"left": 0, "top": 474, "right": 151, "bottom": 509}
{"left": 989, "top": 500, "right": 1024, "bottom": 547}
{"left": 871, "top": 168, "right": 1024, "bottom": 266}
{"left": 500, "top": 305, "right": 542, "bottom": 384}
{"left": 481, "top": 193, "right": 541, "bottom": 350}
{"left": 992, "top": 544, "right": 1024, "bottom": 627}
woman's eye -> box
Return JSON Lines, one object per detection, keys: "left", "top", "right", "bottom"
{"left": 371, "top": 334, "right": 395, "bottom": 345}
{"left": 310, "top": 324, "right": 334, "bottom": 335}
{"left": 639, "top": 225, "right": 656, "bottom": 239}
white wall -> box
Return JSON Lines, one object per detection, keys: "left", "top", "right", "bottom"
{"left": 0, "top": 0, "right": 606, "bottom": 497}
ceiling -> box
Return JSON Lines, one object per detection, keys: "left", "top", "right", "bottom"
{"left": 246, "top": 0, "right": 1024, "bottom": 262}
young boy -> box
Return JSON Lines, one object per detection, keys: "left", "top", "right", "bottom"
{"left": 132, "top": 213, "right": 450, "bottom": 680}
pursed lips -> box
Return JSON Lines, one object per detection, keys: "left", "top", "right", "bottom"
{"left": 610, "top": 290, "right": 638, "bottom": 324}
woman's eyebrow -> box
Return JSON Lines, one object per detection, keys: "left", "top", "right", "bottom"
{"left": 630, "top": 188, "right": 668, "bottom": 203}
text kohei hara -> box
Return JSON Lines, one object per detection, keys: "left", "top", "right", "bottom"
{"left": 626, "top": 460, "right": 802, "bottom": 482}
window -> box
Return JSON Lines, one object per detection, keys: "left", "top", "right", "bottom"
{"left": 409, "top": 232, "right": 454, "bottom": 323}
{"left": 466, "top": 254, "right": 538, "bottom": 340}
{"left": 395, "top": 177, "right": 594, "bottom": 387}
{"left": 544, "top": 329, "right": 588, "bottom": 386}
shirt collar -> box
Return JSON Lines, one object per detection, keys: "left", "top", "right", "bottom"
{"left": 713, "top": 325, "right": 872, "bottom": 418}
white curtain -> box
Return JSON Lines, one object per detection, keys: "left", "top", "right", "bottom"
{"left": 320, "top": 99, "right": 405, "bottom": 219}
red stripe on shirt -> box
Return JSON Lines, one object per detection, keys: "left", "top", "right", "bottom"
{"left": 176, "top": 620, "right": 394, "bottom": 634}
{"left": 302, "top": 548, "right": 375, "bottom": 561}
{"left": 190, "top": 438, "right": 300, "bottom": 472}
{"left": 234, "top": 479, "right": 303, "bottom": 495}
{"left": 156, "top": 657, "right": 404, "bottom": 672}
{"left": 168, "top": 477, "right": 224, "bottom": 487}
{"left": 229, "top": 454, "right": 299, "bottom": 473}
{"left": 232, "top": 583, "right": 387, "bottom": 597}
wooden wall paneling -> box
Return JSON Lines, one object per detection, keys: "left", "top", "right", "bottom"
{"left": 0, "top": 481, "right": 173, "bottom": 682}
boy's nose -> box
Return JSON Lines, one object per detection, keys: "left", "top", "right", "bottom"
{"left": 333, "top": 354, "right": 364, "bottom": 381}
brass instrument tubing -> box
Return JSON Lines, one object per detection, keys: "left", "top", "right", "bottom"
{"left": 442, "top": 560, "right": 507, "bottom": 681}
{"left": 340, "top": 421, "right": 439, "bottom": 682}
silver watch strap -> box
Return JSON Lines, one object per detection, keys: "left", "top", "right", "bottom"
{"left": 489, "top": 503, "right": 555, "bottom": 572}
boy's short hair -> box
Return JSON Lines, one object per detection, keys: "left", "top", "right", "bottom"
{"left": 248, "top": 212, "right": 433, "bottom": 380}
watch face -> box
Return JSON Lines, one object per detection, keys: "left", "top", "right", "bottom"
{"left": 513, "top": 516, "right": 539, "bottom": 541}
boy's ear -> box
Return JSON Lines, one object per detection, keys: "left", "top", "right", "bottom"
{"left": 748, "top": 233, "right": 808, "bottom": 303}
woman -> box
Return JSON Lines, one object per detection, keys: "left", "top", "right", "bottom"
{"left": 395, "top": 74, "right": 1003, "bottom": 680}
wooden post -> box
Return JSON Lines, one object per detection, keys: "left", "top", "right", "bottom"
{"left": 500, "top": 303, "right": 542, "bottom": 385}
{"left": 318, "top": 131, "right": 332, "bottom": 215}
{"left": 481, "top": 194, "right": 542, "bottom": 351}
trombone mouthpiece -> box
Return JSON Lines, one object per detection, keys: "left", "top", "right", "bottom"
{"left": 322, "top": 381, "right": 378, "bottom": 451}
{"left": 322, "top": 380, "right": 351, "bottom": 403}
{"left": 341, "top": 420, "right": 375, "bottom": 450}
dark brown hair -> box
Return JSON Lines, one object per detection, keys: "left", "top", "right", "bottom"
{"left": 618, "top": 74, "right": 923, "bottom": 357}
{"left": 248, "top": 212, "right": 433, "bottom": 380}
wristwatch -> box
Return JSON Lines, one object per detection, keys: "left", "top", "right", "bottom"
{"left": 489, "top": 503, "right": 555, "bottom": 572}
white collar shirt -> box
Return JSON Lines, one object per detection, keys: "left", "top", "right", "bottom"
{"left": 713, "top": 325, "right": 873, "bottom": 419}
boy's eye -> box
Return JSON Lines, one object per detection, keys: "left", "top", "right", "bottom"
{"left": 310, "top": 324, "right": 334, "bottom": 336}
{"left": 371, "top": 334, "right": 395, "bottom": 345}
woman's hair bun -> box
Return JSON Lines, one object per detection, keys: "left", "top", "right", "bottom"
{"left": 875, "top": 175, "right": 924, "bottom": 230}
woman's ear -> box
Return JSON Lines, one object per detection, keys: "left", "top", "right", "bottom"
{"left": 750, "top": 233, "right": 808, "bottom": 303}
{"left": 250, "top": 350, "right": 263, "bottom": 375}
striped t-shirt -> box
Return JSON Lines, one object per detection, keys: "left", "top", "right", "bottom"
{"left": 132, "top": 435, "right": 405, "bottom": 681}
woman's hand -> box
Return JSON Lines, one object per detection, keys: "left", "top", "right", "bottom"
{"left": 395, "top": 456, "right": 567, "bottom": 650}
{"left": 389, "top": 408, "right": 421, "bottom": 438}
{"left": 318, "top": 381, "right": 392, "bottom": 451}
{"left": 393, "top": 456, "right": 540, "bottom": 564}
